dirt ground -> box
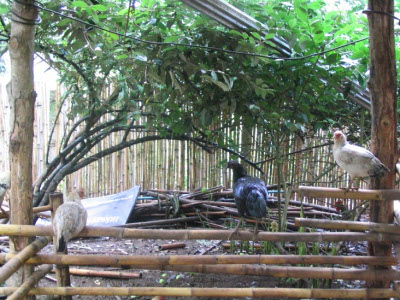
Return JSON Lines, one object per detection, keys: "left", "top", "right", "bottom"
{"left": 35, "top": 229, "right": 367, "bottom": 300}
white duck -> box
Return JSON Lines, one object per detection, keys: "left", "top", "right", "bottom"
{"left": 333, "top": 130, "right": 389, "bottom": 190}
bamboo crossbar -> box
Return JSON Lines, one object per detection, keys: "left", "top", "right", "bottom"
{"left": 134, "top": 264, "right": 400, "bottom": 281}
{"left": 295, "top": 218, "right": 400, "bottom": 234}
{"left": 298, "top": 186, "right": 400, "bottom": 200}
{"left": 1, "top": 224, "right": 399, "bottom": 242}
{"left": 0, "top": 287, "right": 398, "bottom": 298}
{"left": 0, "top": 253, "right": 395, "bottom": 267}
{"left": 0, "top": 205, "right": 52, "bottom": 219}
{"left": 0, "top": 236, "right": 50, "bottom": 285}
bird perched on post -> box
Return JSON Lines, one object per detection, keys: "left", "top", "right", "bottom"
{"left": 332, "top": 130, "right": 390, "bottom": 190}
{"left": 226, "top": 160, "right": 271, "bottom": 239}
{"left": 0, "top": 172, "right": 10, "bottom": 214}
{"left": 52, "top": 190, "right": 87, "bottom": 252}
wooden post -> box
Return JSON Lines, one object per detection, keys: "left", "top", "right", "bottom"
{"left": 366, "top": 0, "right": 397, "bottom": 292}
{"left": 8, "top": 1, "right": 38, "bottom": 297}
{"left": 50, "top": 192, "right": 71, "bottom": 300}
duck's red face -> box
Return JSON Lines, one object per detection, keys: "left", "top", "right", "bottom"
{"left": 333, "top": 131, "right": 346, "bottom": 143}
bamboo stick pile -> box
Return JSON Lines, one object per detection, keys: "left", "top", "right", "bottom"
{"left": 127, "top": 185, "right": 341, "bottom": 231}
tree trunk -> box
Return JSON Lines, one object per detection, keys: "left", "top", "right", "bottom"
{"left": 367, "top": 0, "right": 397, "bottom": 292}
{"left": 7, "top": 0, "right": 38, "bottom": 298}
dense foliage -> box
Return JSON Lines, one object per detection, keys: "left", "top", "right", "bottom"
{"left": 0, "top": 0, "right": 391, "bottom": 204}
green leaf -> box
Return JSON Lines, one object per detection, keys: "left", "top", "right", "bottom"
{"left": 0, "top": 4, "right": 8, "bottom": 14}
{"left": 116, "top": 54, "right": 128, "bottom": 60}
{"left": 71, "top": 1, "right": 88, "bottom": 8}
{"left": 264, "top": 33, "right": 275, "bottom": 40}
{"left": 164, "top": 36, "right": 180, "bottom": 43}
{"left": 58, "top": 19, "right": 72, "bottom": 27}
{"left": 211, "top": 71, "right": 218, "bottom": 81}
{"left": 213, "top": 81, "right": 230, "bottom": 91}
{"left": 91, "top": 4, "right": 109, "bottom": 12}
{"left": 288, "top": 19, "right": 297, "bottom": 29}
{"left": 294, "top": 5, "right": 308, "bottom": 24}
{"left": 326, "top": 53, "right": 341, "bottom": 64}
{"left": 252, "top": 32, "right": 261, "bottom": 40}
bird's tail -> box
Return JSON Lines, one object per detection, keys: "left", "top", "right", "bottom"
{"left": 371, "top": 159, "right": 390, "bottom": 178}
{"left": 56, "top": 236, "right": 66, "bottom": 252}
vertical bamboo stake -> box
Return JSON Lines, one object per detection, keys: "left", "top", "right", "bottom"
{"left": 174, "top": 140, "right": 179, "bottom": 190}
{"left": 180, "top": 141, "right": 185, "bottom": 190}
{"left": 50, "top": 193, "right": 71, "bottom": 300}
{"left": 191, "top": 145, "right": 196, "bottom": 190}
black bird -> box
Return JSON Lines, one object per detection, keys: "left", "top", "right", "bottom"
{"left": 226, "top": 160, "right": 270, "bottom": 239}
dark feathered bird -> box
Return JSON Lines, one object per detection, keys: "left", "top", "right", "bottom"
{"left": 226, "top": 160, "right": 270, "bottom": 239}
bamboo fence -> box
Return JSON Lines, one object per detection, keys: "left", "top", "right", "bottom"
{"left": 0, "top": 80, "right": 378, "bottom": 215}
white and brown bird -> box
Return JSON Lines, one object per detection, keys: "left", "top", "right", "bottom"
{"left": 0, "top": 171, "right": 10, "bottom": 214}
{"left": 333, "top": 130, "right": 390, "bottom": 190}
{"left": 52, "top": 190, "right": 87, "bottom": 252}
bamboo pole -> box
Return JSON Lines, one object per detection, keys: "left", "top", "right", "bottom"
{"left": 299, "top": 186, "right": 400, "bottom": 201}
{"left": 134, "top": 263, "right": 400, "bottom": 281}
{"left": 51, "top": 268, "right": 142, "bottom": 279}
{"left": 120, "top": 216, "right": 200, "bottom": 228}
{"left": 7, "top": 264, "right": 53, "bottom": 300}
{"left": 0, "top": 205, "right": 52, "bottom": 220}
{"left": 295, "top": 218, "right": 400, "bottom": 234}
{"left": 0, "top": 253, "right": 396, "bottom": 267}
{"left": 0, "top": 236, "right": 50, "bottom": 285}
{"left": 0, "top": 286, "right": 398, "bottom": 298}
{"left": 1, "top": 224, "right": 400, "bottom": 242}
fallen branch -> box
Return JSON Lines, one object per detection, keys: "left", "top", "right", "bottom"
{"left": 52, "top": 268, "right": 142, "bottom": 279}
{"left": 160, "top": 243, "right": 186, "bottom": 250}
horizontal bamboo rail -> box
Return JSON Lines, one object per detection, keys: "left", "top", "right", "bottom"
{"left": 0, "top": 287, "right": 398, "bottom": 298}
{"left": 133, "top": 264, "right": 400, "bottom": 281}
{"left": 1, "top": 224, "right": 399, "bottom": 242}
{"left": 7, "top": 264, "right": 53, "bottom": 300}
{"left": 295, "top": 218, "right": 400, "bottom": 234}
{"left": 0, "top": 236, "right": 50, "bottom": 285}
{"left": 0, "top": 205, "right": 52, "bottom": 219}
{"left": 120, "top": 216, "right": 200, "bottom": 228}
{"left": 298, "top": 186, "right": 400, "bottom": 200}
{"left": 0, "top": 253, "right": 396, "bottom": 267}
